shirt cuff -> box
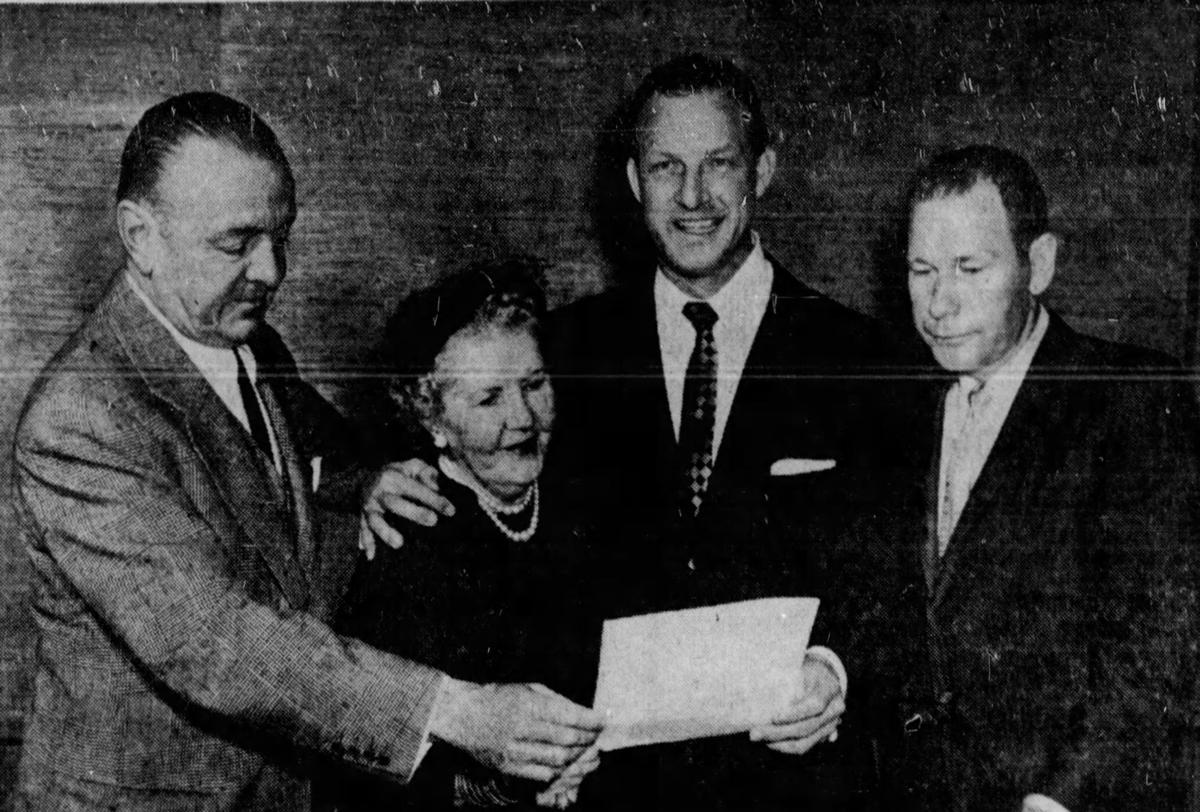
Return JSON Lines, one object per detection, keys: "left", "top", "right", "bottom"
{"left": 1022, "top": 794, "right": 1070, "bottom": 812}
{"left": 805, "top": 646, "right": 848, "bottom": 700}
{"left": 411, "top": 674, "right": 450, "bottom": 779}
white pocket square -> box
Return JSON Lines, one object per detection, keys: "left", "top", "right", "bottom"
{"left": 770, "top": 458, "right": 837, "bottom": 476}
{"left": 309, "top": 456, "right": 323, "bottom": 493}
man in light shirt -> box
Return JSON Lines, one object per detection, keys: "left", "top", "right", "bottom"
{"left": 13, "top": 91, "right": 601, "bottom": 811}
{"left": 893, "top": 144, "right": 1200, "bottom": 811}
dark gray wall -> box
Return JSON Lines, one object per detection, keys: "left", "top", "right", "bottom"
{"left": 2, "top": 1, "right": 1197, "bottom": 803}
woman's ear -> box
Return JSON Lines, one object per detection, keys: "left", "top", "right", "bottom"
{"left": 414, "top": 376, "right": 447, "bottom": 447}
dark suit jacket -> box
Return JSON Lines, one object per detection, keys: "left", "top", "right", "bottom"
{"left": 548, "top": 260, "right": 911, "bottom": 811}
{"left": 14, "top": 275, "right": 445, "bottom": 811}
{"left": 878, "top": 313, "right": 1200, "bottom": 811}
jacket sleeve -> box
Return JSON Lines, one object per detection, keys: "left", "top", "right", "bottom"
{"left": 15, "top": 377, "right": 445, "bottom": 781}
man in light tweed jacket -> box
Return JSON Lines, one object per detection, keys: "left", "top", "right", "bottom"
{"left": 13, "top": 92, "right": 601, "bottom": 811}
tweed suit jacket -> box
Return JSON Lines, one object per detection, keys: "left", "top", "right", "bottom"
{"left": 880, "top": 313, "right": 1200, "bottom": 811}
{"left": 14, "top": 275, "right": 444, "bottom": 811}
{"left": 547, "top": 259, "right": 911, "bottom": 811}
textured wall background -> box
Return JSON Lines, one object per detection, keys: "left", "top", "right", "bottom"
{"left": 2, "top": 0, "right": 1198, "bottom": 802}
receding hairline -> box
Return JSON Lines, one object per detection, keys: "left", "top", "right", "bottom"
{"left": 631, "top": 87, "right": 756, "bottom": 157}
{"left": 121, "top": 132, "right": 294, "bottom": 208}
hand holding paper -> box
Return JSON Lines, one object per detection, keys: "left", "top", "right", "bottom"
{"left": 749, "top": 655, "right": 844, "bottom": 755}
{"left": 592, "top": 598, "right": 822, "bottom": 751}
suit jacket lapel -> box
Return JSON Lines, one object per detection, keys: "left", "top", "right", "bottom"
{"left": 707, "top": 266, "right": 827, "bottom": 506}
{"left": 257, "top": 376, "right": 318, "bottom": 579}
{"left": 922, "top": 385, "right": 948, "bottom": 593}
{"left": 624, "top": 282, "right": 680, "bottom": 510}
{"left": 928, "top": 317, "right": 1075, "bottom": 611}
{"left": 99, "top": 278, "right": 311, "bottom": 608}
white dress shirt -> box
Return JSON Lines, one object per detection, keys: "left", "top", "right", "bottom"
{"left": 655, "top": 233, "right": 773, "bottom": 462}
{"left": 936, "top": 305, "right": 1049, "bottom": 555}
{"left": 126, "top": 274, "right": 281, "bottom": 473}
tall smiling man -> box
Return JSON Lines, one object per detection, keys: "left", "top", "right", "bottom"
{"left": 890, "top": 144, "right": 1200, "bottom": 811}
{"left": 13, "top": 92, "right": 602, "bottom": 810}
{"left": 547, "top": 54, "right": 904, "bottom": 811}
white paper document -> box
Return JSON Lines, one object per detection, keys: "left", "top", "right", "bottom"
{"left": 592, "top": 597, "right": 819, "bottom": 751}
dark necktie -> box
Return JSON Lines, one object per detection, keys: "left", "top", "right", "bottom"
{"left": 234, "top": 349, "right": 273, "bottom": 457}
{"left": 678, "top": 301, "right": 719, "bottom": 518}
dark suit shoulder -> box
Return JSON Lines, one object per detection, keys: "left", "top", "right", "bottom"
{"left": 1034, "top": 317, "right": 1194, "bottom": 424}
{"left": 766, "top": 265, "right": 916, "bottom": 373}
{"left": 549, "top": 283, "right": 642, "bottom": 339}
{"left": 1062, "top": 324, "right": 1178, "bottom": 370}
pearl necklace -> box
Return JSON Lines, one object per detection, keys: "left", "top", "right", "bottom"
{"left": 438, "top": 457, "right": 540, "bottom": 543}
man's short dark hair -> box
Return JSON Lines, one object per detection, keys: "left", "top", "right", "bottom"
{"left": 116, "top": 91, "right": 293, "bottom": 205}
{"left": 626, "top": 54, "right": 771, "bottom": 162}
{"left": 905, "top": 144, "right": 1049, "bottom": 257}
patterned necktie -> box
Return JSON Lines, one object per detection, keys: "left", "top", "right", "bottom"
{"left": 678, "top": 301, "right": 719, "bottom": 518}
{"left": 234, "top": 349, "right": 273, "bottom": 457}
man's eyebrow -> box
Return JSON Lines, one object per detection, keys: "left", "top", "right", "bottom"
{"left": 211, "top": 222, "right": 290, "bottom": 240}
{"left": 955, "top": 249, "right": 998, "bottom": 263}
{"left": 215, "top": 225, "right": 262, "bottom": 237}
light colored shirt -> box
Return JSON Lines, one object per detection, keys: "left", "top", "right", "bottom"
{"left": 936, "top": 305, "right": 1049, "bottom": 554}
{"left": 655, "top": 233, "right": 773, "bottom": 462}
{"left": 126, "top": 274, "right": 281, "bottom": 473}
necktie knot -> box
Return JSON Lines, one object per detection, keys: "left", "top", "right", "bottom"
{"left": 957, "top": 375, "right": 985, "bottom": 412}
{"left": 682, "top": 301, "right": 718, "bottom": 331}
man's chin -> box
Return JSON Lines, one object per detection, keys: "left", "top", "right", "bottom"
{"left": 207, "top": 318, "right": 264, "bottom": 347}
{"left": 930, "top": 352, "right": 983, "bottom": 376}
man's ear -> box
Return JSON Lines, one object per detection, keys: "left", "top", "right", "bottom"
{"left": 116, "top": 199, "right": 160, "bottom": 278}
{"left": 1027, "top": 232, "right": 1057, "bottom": 296}
{"left": 753, "top": 147, "right": 777, "bottom": 198}
{"left": 625, "top": 158, "right": 643, "bottom": 204}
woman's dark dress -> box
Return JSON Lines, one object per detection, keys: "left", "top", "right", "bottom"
{"left": 326, "top": 472, "right": 601, "bottom": 810}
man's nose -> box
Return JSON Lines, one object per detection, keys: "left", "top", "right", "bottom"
{"left": 676, "top": 165, "right": 709, "bottom": 210}
{"left": 245, "top": 237, "right": 286, "bottom": 288}
{"left": 927, "top": 272, "right": 959, "bottom": 320}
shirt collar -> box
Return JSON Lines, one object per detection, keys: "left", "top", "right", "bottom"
{"left": 124, "top": 271, "right": 251, "bottom": 377}
{"left": 959, "top": 303, "right": 1050, "bottom": 400}
{"left": 654, "top": 232, "right": 773, "bottom": 320}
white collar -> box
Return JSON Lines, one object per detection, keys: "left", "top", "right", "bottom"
{"left": 961, "top": 303, "right": 1050, "bottom": 397}
{"left": 125, "top": 271, "right": 255, "bottom": 377}
{"left": 654, "top": 232, "right": 772, "bottom": 317}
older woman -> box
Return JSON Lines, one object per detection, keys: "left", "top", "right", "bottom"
{"left": 329, "top": 260, "right": 602, "bottom": 810}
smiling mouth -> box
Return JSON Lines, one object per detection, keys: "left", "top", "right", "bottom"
{"left": 925, "top": 330, "right": 973, "bottom": 345}
{"left": 673, "top": 217, "right": 722, "bottom": 236}
{"left": 503, "top": 436, "right": 540, "bottom": 455}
